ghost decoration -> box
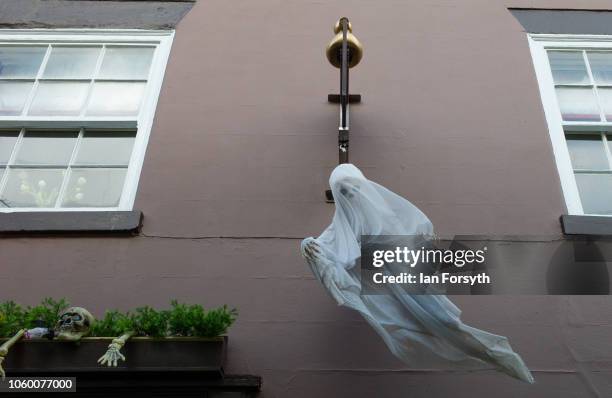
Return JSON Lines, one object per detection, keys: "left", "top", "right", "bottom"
{"left": 301, "top": 164, "right": 534, "bottom": 383}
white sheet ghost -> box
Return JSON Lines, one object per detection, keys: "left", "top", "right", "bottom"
{"left": 301, "top": 164, "right": 534, "bottom": 383}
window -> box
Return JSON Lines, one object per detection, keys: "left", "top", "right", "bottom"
{"left": 0, "top": 30, "right": 173, "bottom": 211}
{"left": 529, "top": 35, "right": 612, "bottom": 216}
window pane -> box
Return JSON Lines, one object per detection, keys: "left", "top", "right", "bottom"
{"left": 556, "top": 87, "right": 601, "bottom": 121}
{"left": 0, "top": 82, "right": 33, "bottom": 116}
{"left": 598, "top": 88, "right": 612, "bottom": 122}
{"left": 86, "top": 82, "right": 145, "bottom": 116}
{"left": 0, "top": 132, "right": 19, "bottom": 164}
{"left": 42, "top": 46, "right": 100, "bottom": 79}
{"left": 74, "top": 132, "right": 135, "bottom": 166}
{"left": 1, "top": 168, "right": 65, "bottom": 208}
{"left": 548, "top": 51, "right": 590, "bottom": 85}
{"left": 575, "top": 173, "right": 612, "bottom": 215}
{"left": 587, "top": 52, "right": 612, "bottom": 85}
{"left": 0, "top": 168, "right": 4, "bottom": 206}
{"left": 28, "top": 82, "right": 90, "bottom": 116}
{"left": 0, "top": 46, "right": 46, "bottom": 78}
{"left": 14, "top": 132, "right": 78, "bottom": 165}
{"left": 61, "top": 168, "right": 126, "bottom": 208}
{"left": 566, "top": 134, "right": 609, "bottom": 170}
{"left": 98, "top": 47, "right": 154, "bottom": 80}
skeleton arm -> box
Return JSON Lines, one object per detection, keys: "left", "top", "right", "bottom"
{"left": 0, "top": 329, "right": 26, "bottom": 380}
{"left": 97, "top": 331, "right": 135, "bottom": 367}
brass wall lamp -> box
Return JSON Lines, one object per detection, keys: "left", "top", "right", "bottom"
{"left": 326, "top": 17, "right": 363, "bottom": 164}
{"left": 325, "top": 17, "right": 363, "bottom": 201}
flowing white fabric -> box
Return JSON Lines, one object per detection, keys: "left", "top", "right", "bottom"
{"left": 301, "top": 164, "right": 534, "bottom": 383}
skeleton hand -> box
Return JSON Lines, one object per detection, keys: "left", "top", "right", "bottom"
{"left": 0, "top": 329, "right": 26, "bottom": 381}
{"left": 97, "top": 332, "right": 134, "bottom": 367}
{"left": 0, "top": 355, "right": 5, "bottom": 381}
{"left": 97, "top": 340, "right": 126, "bottom": 367}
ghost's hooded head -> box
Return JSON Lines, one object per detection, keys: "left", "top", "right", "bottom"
{"left": 318, "top": 164, "right": 434, "bottom": 270}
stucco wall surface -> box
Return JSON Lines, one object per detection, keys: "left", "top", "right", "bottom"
{"left": 2, "top": 1, "right": 612, "bottom": 397}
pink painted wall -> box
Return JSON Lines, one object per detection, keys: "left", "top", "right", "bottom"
{"left": 2, "top": 1, "right": 612, "bottom": 396}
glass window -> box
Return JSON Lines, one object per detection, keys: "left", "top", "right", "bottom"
{"left": 588, "top": 52, "right": 612, "bottom": 85}
{"left": 0, "top": 132, "right": 19, "bottom": 164}
{"left": 598, "top": 88, "right": 612, "bottom": 122}
{"left": 565, "top": 132, "right": 612, "bottom": 215}
{"left": 62, "top": 168, "right": 127, "bottom": 208}
{"left": 86, "top": 82, "right": 145, "bottom": 116}
{"left": 555, "top": 87, "right": 600, "bottom": 122}
{"left": 0, "top": 46, "right": 46, "bottom": 78}
{"left": 14, "top": 132, "right": 78, "bottom": 166}
{"left": 548, "top": 51, "right": 590, "bottom": 85}
{"left": 74, "top": 132, "right": 135, "bottom": 166}
{"left": 0, "top": 32, "right": 171, "bottom": 211}
{"left": 29, "top": 82, "right": 90, "bottom": 116}
{"left": 1, "top": 44, "right": 156, "bottom": 118}
{"left": 2, "top": 168, "right": 65, "bottom": 208}
{"left": 566, "top": 134, "right": 609, "bottom": 170}
{"left": 0, "top": 82, "right": 34, "bottom": 116}
{"left": 98, "top": 47, "right": 154, "bottom": 80}
{"left": 42, "top": 46, "right": 100, "bottom": 79}
{"left": 535, "top": 45, "right": 612, "bottom": 215}
{"left": 575, "top": 174, "right": 612, "bottom": 214}
{"left": 0, "top": 130, "right": 135, "bottom": 209}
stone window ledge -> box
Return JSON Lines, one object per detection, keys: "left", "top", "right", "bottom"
{"left": 561, "top": 215, "right": 612, "bottom": 236}
{"left": 0, "top": 211, "right": 142, "bottom": 234}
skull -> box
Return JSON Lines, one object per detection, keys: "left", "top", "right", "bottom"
{"left": 54, "top": 307, "right": 94, "bottom": 341}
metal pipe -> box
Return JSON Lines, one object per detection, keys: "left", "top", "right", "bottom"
{"left": 339, "top": 17, "right": 349, "bottom": 164}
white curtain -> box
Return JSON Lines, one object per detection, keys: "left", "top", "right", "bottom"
{"left": 301, "top": 164, "right": 534, "bottom": 383}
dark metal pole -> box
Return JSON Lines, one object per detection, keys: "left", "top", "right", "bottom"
{"left": 339, "top": 17, "right": 349, "bottom": 164}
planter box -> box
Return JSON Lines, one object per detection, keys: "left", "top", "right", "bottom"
{"left": 2, "top": 336, "right": 227, "bottom": 379}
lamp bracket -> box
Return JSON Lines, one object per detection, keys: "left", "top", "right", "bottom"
{"left": 327, "top": 94, "right": 361, "bottom": 103}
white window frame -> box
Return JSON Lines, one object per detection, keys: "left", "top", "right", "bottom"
{"left": 0, "top": 29, "right": 174, "bottom": 212}
{"left": 529, "top": 34, "right": 612, "bottom": 216}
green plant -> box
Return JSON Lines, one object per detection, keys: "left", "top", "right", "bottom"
{"left": 167, "top": 301, "right": 199, "bottom": 336}
{"left": 167, "top": 301, "right": 237, "bottom": 337}
{"left": 23, "top": 298, "right": 69, "bottom": 330}
{"left": 0, "top": 299, "right": 237, "bottom": 339}
{"left": 130, "top": 306, "right": 169, "bottom": 338}
{"left": 0, "top": 301, "right": 25, "bottom": 337}
{"left": 193, "top": 305, "right": 237, "bottom": 338}
{"left": 90, "top": 310, "right": 134, "bottom": 337}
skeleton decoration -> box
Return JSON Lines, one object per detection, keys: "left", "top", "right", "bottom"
{"left": 97, "top": 331, "right": 134, "bottom": 367}
{"left": 0, "top": 306, "right": 95, "bottom": 380}
{"left": 55, "top": 307, "right": 94, "bottom": 341}
{"left": 0, "top": 302, "right": 150, "bottom": 378}
{"left": 0, "top": 330, "right": 25, "bottom": 380}
{"left": 301, "top": 164, "right": 534, "bottom": 383}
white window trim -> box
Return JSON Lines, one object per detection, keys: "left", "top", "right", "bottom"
{"left": 529, "top": 33, "right": 612, "bottom": 217}
{"left": 0, "top": 29, "right": 174, "bottom": 212}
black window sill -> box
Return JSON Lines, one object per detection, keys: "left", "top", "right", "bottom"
{"left": 561, "top": 215, "right": 612, "bottom": 236}
{"left": 0, "top": 211, "right": 142, "bottom": 235}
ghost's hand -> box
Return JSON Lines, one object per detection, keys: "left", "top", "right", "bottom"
{"left": 302, "top": 238, "right": 321, "bottom": 260}
{"left": 97, "top": 340, "right": 126, "bottom": 367}
{"left": 301, "top": 238, "right": 323, "bottom": 264}
{"left": 302, "top": 237, "right": 341, "bottom": 287}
